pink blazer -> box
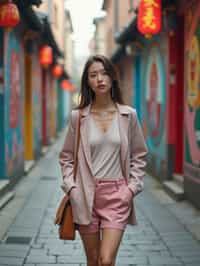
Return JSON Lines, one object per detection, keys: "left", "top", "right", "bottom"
{"left": 59, "top": 103, "right": 148, "bottom": 225}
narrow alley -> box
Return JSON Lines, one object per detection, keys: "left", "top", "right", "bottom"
{"left": 0, "top": 132, "right": 200, "bottom": 266}
{"left": 0, "top": 0, "right": 200, "bottom": 265}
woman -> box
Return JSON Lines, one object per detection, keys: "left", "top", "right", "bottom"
{"left": 59, "top": 55, "right": 148, "bottom": 266}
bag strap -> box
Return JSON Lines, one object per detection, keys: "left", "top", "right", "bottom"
{"left": 73, "top": 110, "right": 81, "bottom": 182}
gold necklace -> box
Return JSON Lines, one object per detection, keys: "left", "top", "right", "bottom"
{"left": 99, "top": 110, "right": 116, "bottom": 117}
{"left": 91, "top": 109, "right": 117, "bottom": 118}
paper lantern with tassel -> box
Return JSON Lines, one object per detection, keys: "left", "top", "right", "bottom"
{"left": 137, "top": 0, "right": 161, "bottom": 36}
{"left": 52, "top": 65, "right": 63, "bottom": 78}
{"left": 61, "top": 79, "right": 75, "bottom": 92}
{"left": 0, "top": 3, "right": 20, "bottom": 27}
{"left": 39, "top": 45, "right": 53, "bottom": 68}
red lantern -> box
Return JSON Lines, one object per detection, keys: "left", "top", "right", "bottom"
{"left": 0, "top": 3, "right": 20, "bottom": 27}
{"left": 137, "top": 0, "right": 161, "bottom": 35}
{"left": 52, "top": 65, "right": 63, "bottom": 78}
{"left": 39, "top": 45, "right": 53, "bottom": 68}
{"left": 61, "top": 79, "right": 75, "bottom": 92}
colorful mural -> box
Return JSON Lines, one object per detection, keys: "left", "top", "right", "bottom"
{"left": 0, "top": 29, "right": 4, "bottom": 178}
{"left": 142, "top": 41, "right": 167, "bottom": 178}
{"left": 4, "top": 29, "right": 24, "bottom": 178}
{"left": 46, "top": 71, "right": 52, "bottom": 144}
{"left": 50, "top": 79, "right": 57, "bottom": 140}
{"left": 185, "top": 9, "right": 200, "bottom": 168}
{"left": 57, "top": 80, "right": 64, "bottom": 132}
{"left": 32, "top": 47, "right": 42, "bottom": 157}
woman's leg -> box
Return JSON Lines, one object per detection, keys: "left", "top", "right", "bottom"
{"left": 99, "top": 228, "right": 124, "bottom": 266}
{"left": 79, "top": 232, "right": 101, "bottom": 266}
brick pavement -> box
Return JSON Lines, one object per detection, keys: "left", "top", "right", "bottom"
{"left": 0, "top": 133, "right": 200, "bottom": 266}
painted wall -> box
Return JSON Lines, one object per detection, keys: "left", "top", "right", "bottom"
{"left": 32, "top": 46, "right": 42, "bottom": 158}
{"left": 133, "top": 55, "right": 141, "bottom": 121}
{"left": 46, "top": 71, "right": 52, "bottom": 144}
{"left": 56, "top": 80, "right": 71, "bottom": 133}
{"left": 41, "top": 70, "right": 52, "bottom": 146}
{"left": 0, "top": 29, "right": 4, "bottom": 179}
{"left": 50, "top": 79, "right": 57, "bottom": 140}
{"left": 184, "top": 1, "right": 200, "bottom": 207}
{"left": 63, "top": 89, "right": 70, "bottom": 123}
{"left": 3, "top": 28, "right": 24, "bottom": 179}
{"left": 56, "top": 80, "right": 66, "bottom": 132}
{"left": 141, "top": 37, "right": 168, "bottom": 180}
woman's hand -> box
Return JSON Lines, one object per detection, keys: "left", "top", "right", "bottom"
{"left": 120, "top": 184, "right": 134, "bottom": 205}
{"left": 68, "top": 187, "right": 76, "bottom": 198}
{"left": 68, "top": 187, "right": 76, "bottom": 196}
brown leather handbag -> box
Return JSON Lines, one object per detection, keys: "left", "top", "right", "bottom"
{"left": 54, "top": 111, "right": 81, "bottom": 240}
{"left": 54, "top": 194, "right": 75, "bottom": 240}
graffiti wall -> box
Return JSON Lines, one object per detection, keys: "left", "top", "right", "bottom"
{"left": 141, "top": 38, "right": 167, "bottom": 179}
{"left": 4, "top": 29, "right": 24, "bottom": 178}
{"left": 184, "top": 1, "right": 200, "bottom": 203}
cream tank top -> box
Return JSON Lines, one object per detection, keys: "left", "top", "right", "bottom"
{"left": 89, "top": 113, "right": 124, "bottom": 179}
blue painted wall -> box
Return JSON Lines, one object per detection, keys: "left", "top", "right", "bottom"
{"left": 32, "top": 45, "right": 42, "bottom": 158}
{"left": 0, "top": 28, "right": 5, "bottom": 179}
{"left": 140, "top": 37, "right": 167, "bottom": 179}
{"left": 3, "top": 28, "right": 24, "bottom": 179}
{"left": 63, "top": 89, "right": 70, "bottom": 123}
{"left": 133, "top": 56, "right": 141, "bottom": 121}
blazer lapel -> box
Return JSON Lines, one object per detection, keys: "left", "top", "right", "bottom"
{"left": 80, "top": 105, "right": 93, "bottom": 174}
{"left": 117, "top": 104, "right": 130, "bottom": 174}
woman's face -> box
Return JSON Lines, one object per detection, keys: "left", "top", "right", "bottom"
{"left": 87, "top": 61, "right": 112, "bottom": 97}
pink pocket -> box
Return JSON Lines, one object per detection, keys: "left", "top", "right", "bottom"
{"left": 119, "top": 183, "right": 133, "bottom": 205}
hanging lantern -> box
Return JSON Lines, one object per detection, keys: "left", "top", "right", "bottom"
{"left": 137, "top": 0, "right": 161, "bottom": 36}
{"left": 52, "top": 64, "right": 63, "bottom": 78}
{"left": 0, "top": 2, "right": 20, "bottom": 27}
{"left": 39, "top": 45, "right": 53, "bottom": 68}
{"left": 61, "top": 79, "right": 75, "bottom": 92}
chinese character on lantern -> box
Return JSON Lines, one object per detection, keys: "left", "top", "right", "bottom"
{"left": 137, "top": 0, "right": 161, "bottom": 36}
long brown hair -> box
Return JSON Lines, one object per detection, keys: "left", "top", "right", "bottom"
{"left": 77, "top": 55, "right": 124, "bottom": 109}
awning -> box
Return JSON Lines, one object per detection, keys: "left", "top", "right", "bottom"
{"left": 110, "top": 45, "right": 125, "bottom": 63}
{"left": 115, "top": 16, "right": 138, "bottom": 44}
{"left": 14, "top": 1, "right": 44, "bottom": 32}
{"left": 42, "top": 17, "right": 63, "bottom": 58}
{"left": 13, "top": 0, "right": 42, "bottom": 7}
{"left": 27, "top": 0, "right": 42, "bottom": 6}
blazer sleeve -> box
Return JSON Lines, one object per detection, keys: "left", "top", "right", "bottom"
{"left": 59, "top": 110, "right": 77, "bottom": 194}
{"left": 128, "top": 110, "right": 148, "bottom": 196}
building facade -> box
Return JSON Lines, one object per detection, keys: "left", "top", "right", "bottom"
{"left": 0, "top": 0, "right": 74, "bottom": 184}
{"left": 100, "top": 0, "right": 200, "bottom": 209}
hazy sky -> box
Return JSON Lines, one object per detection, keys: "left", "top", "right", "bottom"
{"left": 65, "top": 0, "right": 104, "bottom": 56}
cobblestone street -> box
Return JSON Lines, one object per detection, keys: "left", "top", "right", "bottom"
{"left": 0, "top": 133, "right": 200, "bottom": 266}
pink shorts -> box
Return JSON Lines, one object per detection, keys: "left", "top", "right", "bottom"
{"left": 78, "top": 178, "right": 132, "bottom": 234}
